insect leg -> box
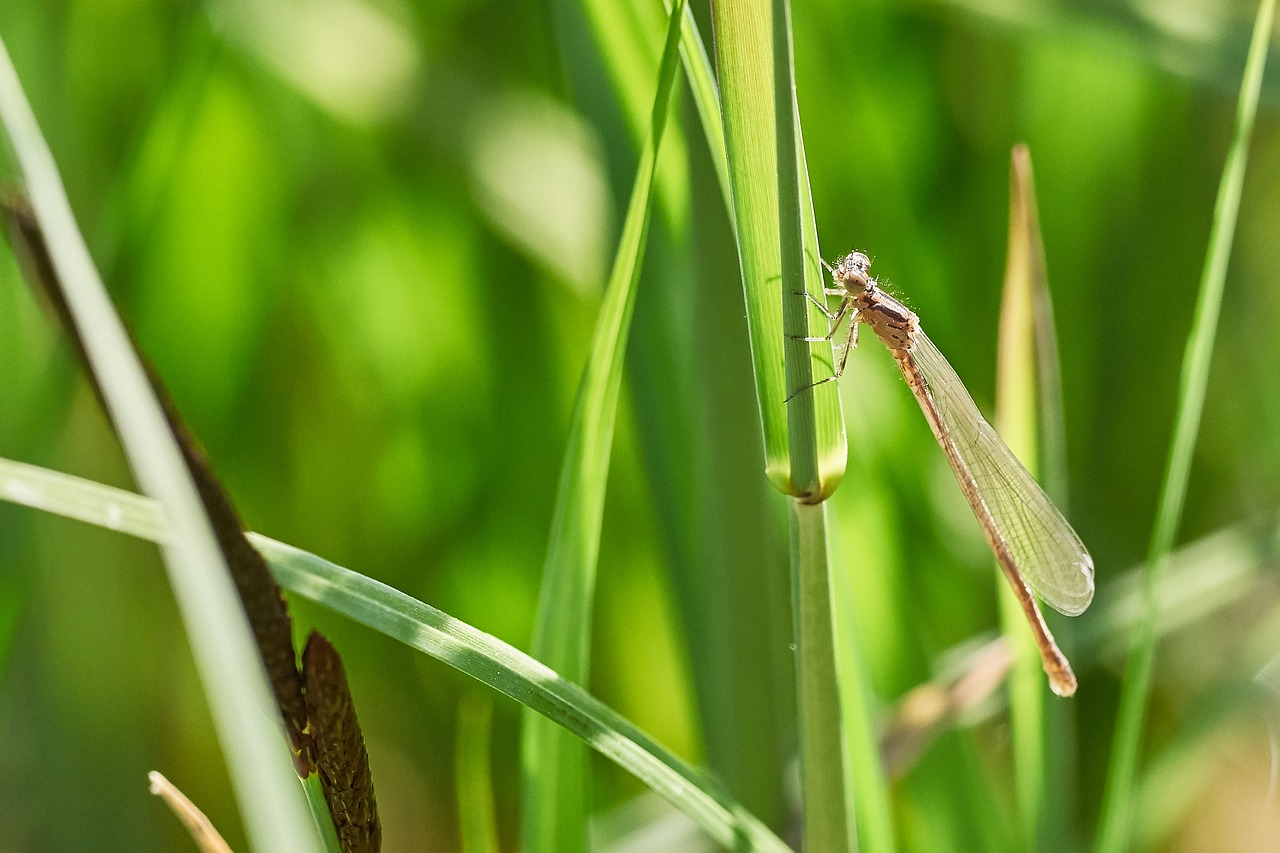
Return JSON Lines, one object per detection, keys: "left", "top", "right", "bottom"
{"left": 788, "top": 296, "right": 851, "bottom": 342}
{"left": 784, "top": 308, "right": 858, "bottom": 402}
{"left": 833, "top": 313, "right": 861, "bottom": 378}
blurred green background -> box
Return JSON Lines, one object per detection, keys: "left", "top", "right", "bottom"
{"left": 2, "top": 0, "right": 1279, "bottom": 850}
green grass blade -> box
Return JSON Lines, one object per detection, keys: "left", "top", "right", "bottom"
{"left": 995, "top": 144, "right": 1058, "bottom": 850}
{"left": 521, "top": 3, "right": 687, "bottom": 851}
{"left": 670, "top": 0, "right": 731, "bottom": 212}
{"left": 0, "top": 40, "right": 320, "bottom": 853}
{"left": 581, "top": 0, "right": 791, "bottom": 821}
{"left": 794, "top": 132, "right": 846, "bottom": 491}
{"left": 1095, "top": 1, "right": 1276, "bottom": 850}
{"left": 774, "top": 27, "right": 815, "bottom": 495}
{"left": 1017, "top": 156, "right": 1071, "bottom": 511}
{"left": 789, "top": 501, "right": 856, "bottom": 852}
{"left": 1003, "top": 142, "right": 1079, "bottom": 853}
{"left": 0, "top": 457, "right": 174, "bottom": 540}
{"left": 571, "top": 0, "right": 690, "bottom": 233}
{"left": 713, "top": 0, "right": 845, "bottom": 498}
{"left": 771, "top": 1, "right": 853, "bottom": 849}
{"left": 827, "top": 521, "right": 896, "bottom": 852}
{"left": 796, "top": 97, "right": 890, "bottom": 853}
{"left": 0, "top": 460, "right": 793, "bottom": 853}
{"left": 272, "top": 534, "right": 790, "bottom": 853}
{"left": 581, "top": 0, "right": 731, "bottom": 213}
{"left": 669, "top": 0, "right": 798, "bottom": 823}
{"left": 300, "top": 776, "right": 345, "bottom": 853}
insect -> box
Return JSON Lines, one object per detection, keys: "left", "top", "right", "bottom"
{"left": 789, "top": 250, "right": 1094, "bottom": 696}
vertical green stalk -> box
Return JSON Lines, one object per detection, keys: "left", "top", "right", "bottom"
{"left": 772, "top": 2, "right": 856, "bottom": 851}
{"left": 1095, "top": 2, "right": 1275, "bottom": 850}
{"left": 789, "top": 501, "right": 853, "bottom": 852}
{"left": 715, "top": 0, "right": 893, "bottom": 846}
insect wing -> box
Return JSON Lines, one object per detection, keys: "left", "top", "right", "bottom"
{"left": 911, "top": 331, "right": 1095, "bottom": 616}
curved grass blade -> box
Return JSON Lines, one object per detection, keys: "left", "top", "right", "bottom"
{"left": 668, "top": 0, "right": 731, "bottom": 211}
{"left": 522, "top": 3, "right": 688, "bottom": 851}
{"left": 0, "top": 39, "right": 320, "bottom": 853}
{"left": 570, "top": 0, "right": 690, "bottom": 234}
{"left": 1096, "top": 0, "right": 1276, "bottom": 849}
{"left": 263, "top": 535, "right": 791, "bottom": 853}
{"left": 0, "top": 461, "right": 794, "bottom": 853}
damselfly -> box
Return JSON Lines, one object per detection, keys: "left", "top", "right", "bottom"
{"left": 789, "top": 250, "right": 1094, "bottom": 696}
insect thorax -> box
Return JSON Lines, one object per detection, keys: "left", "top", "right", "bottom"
{"left": 856, "top": 285, "right": 917, "bottom": 349}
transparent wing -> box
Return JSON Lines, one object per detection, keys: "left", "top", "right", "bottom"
{"left": 909, "top": 330, "right": 1094, "bottom": 616}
